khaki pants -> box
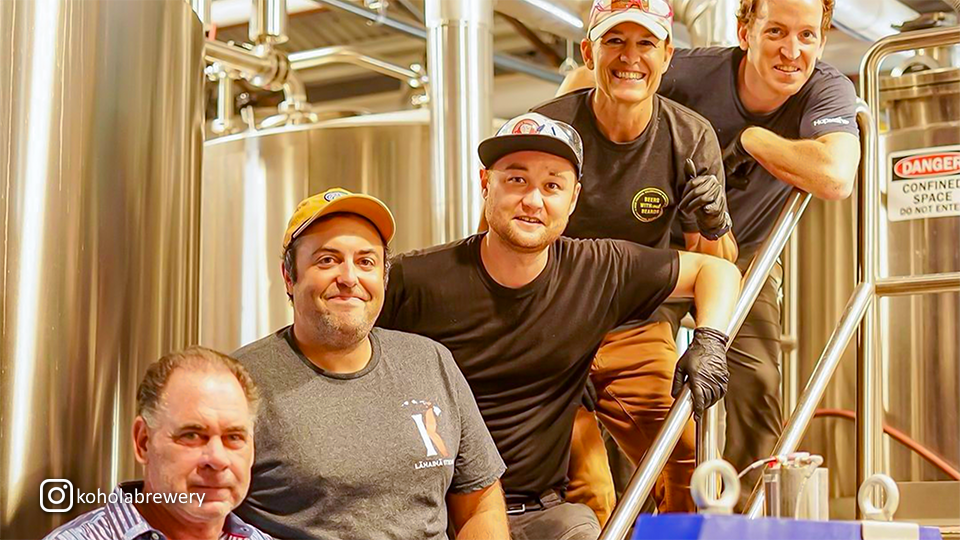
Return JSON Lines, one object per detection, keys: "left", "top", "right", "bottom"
{"left": 566, "top": 321, "right": 697, "bottom": 525}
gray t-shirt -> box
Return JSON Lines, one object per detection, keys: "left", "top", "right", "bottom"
{"left": 233, "top": 327, "right": 505, "bottom": 540}
{"left": 659, "top": 46, "right": 860, "bottom": 261}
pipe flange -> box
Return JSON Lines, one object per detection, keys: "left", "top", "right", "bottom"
{"left": 246, "top": 44, "right": 290, "bottom": 92}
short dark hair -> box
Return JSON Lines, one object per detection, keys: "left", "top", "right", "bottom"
{"left": 137, "top": 346, "right": 260, "bottom": 427}
{"left": 282, "top": 213, "right": 391, "bottom": 303}
{"left": 737, "top": 0, "right": 834, "bottom": 37}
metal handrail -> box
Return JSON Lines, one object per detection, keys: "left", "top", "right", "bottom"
{"left": 742, "top": 28, "right": 960, "bottom": 517}
{"left": 743, "top": 279, "right": 875, "bottom": 516}
{"left": 856, "top": 26, "right": 960, "bottom": 515}
{"left": 741, "top": 102, "right": 875, "bottom": 517}
{"left": 599, "top": 190, "right": 812, "bottom": 540}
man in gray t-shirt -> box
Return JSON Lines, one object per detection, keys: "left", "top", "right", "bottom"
{"left": 233, "top": 188, "right": 507, "bottom": 539}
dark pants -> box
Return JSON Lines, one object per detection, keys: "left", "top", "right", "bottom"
{"left": 724, "top": 259, "right": 784, "bottom": 509}
{"left": 508, "top": 491, "right": 600, "bottom": 540}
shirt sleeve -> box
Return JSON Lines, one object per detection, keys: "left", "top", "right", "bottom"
{"left": 678, "top": 125, "right": 726, "bottom": 234}
{"left": 610, "top": 240, "right": 681, "bottom": 324}
{"left": 444, "top": 345, "right": 506, "bottom": 493}
{"left": 800, "top": 73, "right": 860, "bottom": 140}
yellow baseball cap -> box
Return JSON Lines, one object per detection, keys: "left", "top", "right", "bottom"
{"left": 282, "top": 188, "right": 396, "bottom": 251}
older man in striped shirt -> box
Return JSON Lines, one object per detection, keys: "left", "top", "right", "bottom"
{"left": 44, "top": 347, "right": 273, "bottom": 540}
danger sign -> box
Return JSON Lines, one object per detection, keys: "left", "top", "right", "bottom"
{"left": 888, "top": 145, "right": 960, "bottom": 222}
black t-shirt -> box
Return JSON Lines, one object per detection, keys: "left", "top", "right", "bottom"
{"left": 659, "top": 47, "right": 860, "bottom": 259}
{"left": 532, "top": 90, "right": 724, "bottom": 249}
{"left": 376, "top": 235, "right": 679, "bottom": 495}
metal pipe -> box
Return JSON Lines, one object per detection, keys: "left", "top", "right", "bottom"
{"left": 209, "top": 65, "right": 242, "bottom": 135}
{"left": 314, "top": 0, "right": 564, "bottom": 84}
{"left": 732, "top": 191, "right": 812, "bottom": 339}
{"left": 493, "top": 52, "right": 564, "bottom": 83}
{"left": 317, "top": 0, "right": 427, "bottom": 38}
{"left": 744, "top": 281, "right": 876, "bottom": 517}
{"left": 204, "top": 40, "right": 288, "bottom": 91}
{"left": 859, "top": 32, "right": 958, "bottom": 514}
{"left": 602, "top": 190, "right": 812, "bottom": 539}
{"left": 694, "top": 189, "right": 811, "bottom": 503}
{"left": 216, "top": 76, "right": 237, "bottom": 132}
{"left": 860, "top": 27, "right": 960, "bottom": 122}
{"left": 696, "top": 405, "right": 721, "bottom": 499}
{"left": 395, "top": 0, "right": 425, "bottom": 22}
{"left": 875, "top": 272, "right": 960, "bottom": 296}
{"left": 282, "top": 72, "right": 308, "bottom": 106}
{"left": 672, "top": 0, "right": 740, "bottom": 47}
{"left": 426, "top": 0, "right": 493, "bottom": 243}
{"left": 250, "top": 0, "right": 288, "bottom": 44}
{"left": 782, "top": 233, "right": 801, "bottom": 415}
{"left": 288, "top": 46, "right": 424, "bottom": 85}
{"left": 500, "top": 13, "right": 564, "bottom": 67}
{"left": 855, "top": 79, "right": 882, "bottom": 520}
{"left": 204, "top": 39, "right": 273, "bottom": 74}
{"left": 855, "top": 103, "right": 879, "bottom": 496}
{"left": 832, "top": 0, "right": 917, "bottom": 42}
{"left": 192, "top": 0, "right": 212, "bottom": 27}
{"left": 601, "top": 387, "right": 696, "bottom": 540}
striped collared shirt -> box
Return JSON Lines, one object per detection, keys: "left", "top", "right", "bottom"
{"left": 44, "top": 482, "right": 273, "bottom": 540}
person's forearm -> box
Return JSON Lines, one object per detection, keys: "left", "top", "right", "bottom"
{"left": 449, "top": 482, "right": 509, "bottom": 540}
{"left": 692, "top": 257, "right": 741, "bottom": 332}
{"left": 456, "top": 507, "right": 510, "bottom": 540}
{"left": 684, "top": 231, "right": 739, "bottom": 263}
{"left": 741, "top": 126, "right": 855, "bottom": 200}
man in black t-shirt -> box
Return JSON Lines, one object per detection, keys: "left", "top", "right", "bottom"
{"left": 536, "top": 0, "right": 738, "bottom": 519}
{"left": 559, "top": 0, "right": 861, "bottom": 510}
{"left": 378, "top": 113, "right": 742, "bottom": 539}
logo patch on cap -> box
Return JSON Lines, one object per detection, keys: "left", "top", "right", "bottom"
{"left": 632, "top": 187, "right": 669, "bottom": 223}
{"left": 512, "top": 119, "right": 541, "bottom": 135}
{"left": 324, "top": 190, "right": 347, "bottom": 202}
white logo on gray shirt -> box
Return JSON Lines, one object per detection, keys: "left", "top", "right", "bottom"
{"left": 813, "top": 116, "right": 850, "bottom": 126}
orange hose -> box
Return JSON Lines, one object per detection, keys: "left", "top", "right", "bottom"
{"left": 813, "top": 408, "right": 960, "bottom": 481}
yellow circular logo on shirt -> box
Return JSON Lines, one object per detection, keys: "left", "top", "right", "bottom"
{"left": 632, "top": 187, "right": 669, "bottom": 223}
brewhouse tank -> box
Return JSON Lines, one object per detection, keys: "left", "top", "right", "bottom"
{"left": 795, "top": 59, "right": 959, "bottom": 513}
{"left": 876, "top": 65, "right": 959, "bottom": 488}
{"left": 0, "top": 0, "right": 204, "bottom": 535}
{"left": 200, "top": 110, "right": 436, "bottom": 353}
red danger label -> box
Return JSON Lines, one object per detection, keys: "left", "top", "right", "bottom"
{"left": 894, "top": 152, "right": 960, "bottom": 179}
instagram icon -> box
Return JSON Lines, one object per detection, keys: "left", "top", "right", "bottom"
{"left": 40, "top": 479, "right": 74, "bottom": 513}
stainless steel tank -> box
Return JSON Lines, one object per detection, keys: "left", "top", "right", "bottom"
{"left": 876, "top": 66, "right": 959, "bottom": 487}
{"left": 794, "top": 62, "right": 960, "bottom": 517}
{"left": 200, "top": 110, "right": 436, "bottom": 353}
{"left": 0, "top": 0, "right": 204, "bottom": 535}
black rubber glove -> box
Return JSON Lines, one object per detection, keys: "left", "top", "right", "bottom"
{"left": 671, "top": 327, "right": 730, "bottom": 421}
{"left": 722, "top": 132, "right": 757, "bottom": 191}
{"left": 680, "top": 159, "right": 732, "bottom": 240}
{"left": 582, "top": 377, "right": 598, "bottom": 412}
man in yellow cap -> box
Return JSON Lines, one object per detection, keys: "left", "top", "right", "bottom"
{"left": 232, "top": 188, "right": 509, "bottom": 540}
